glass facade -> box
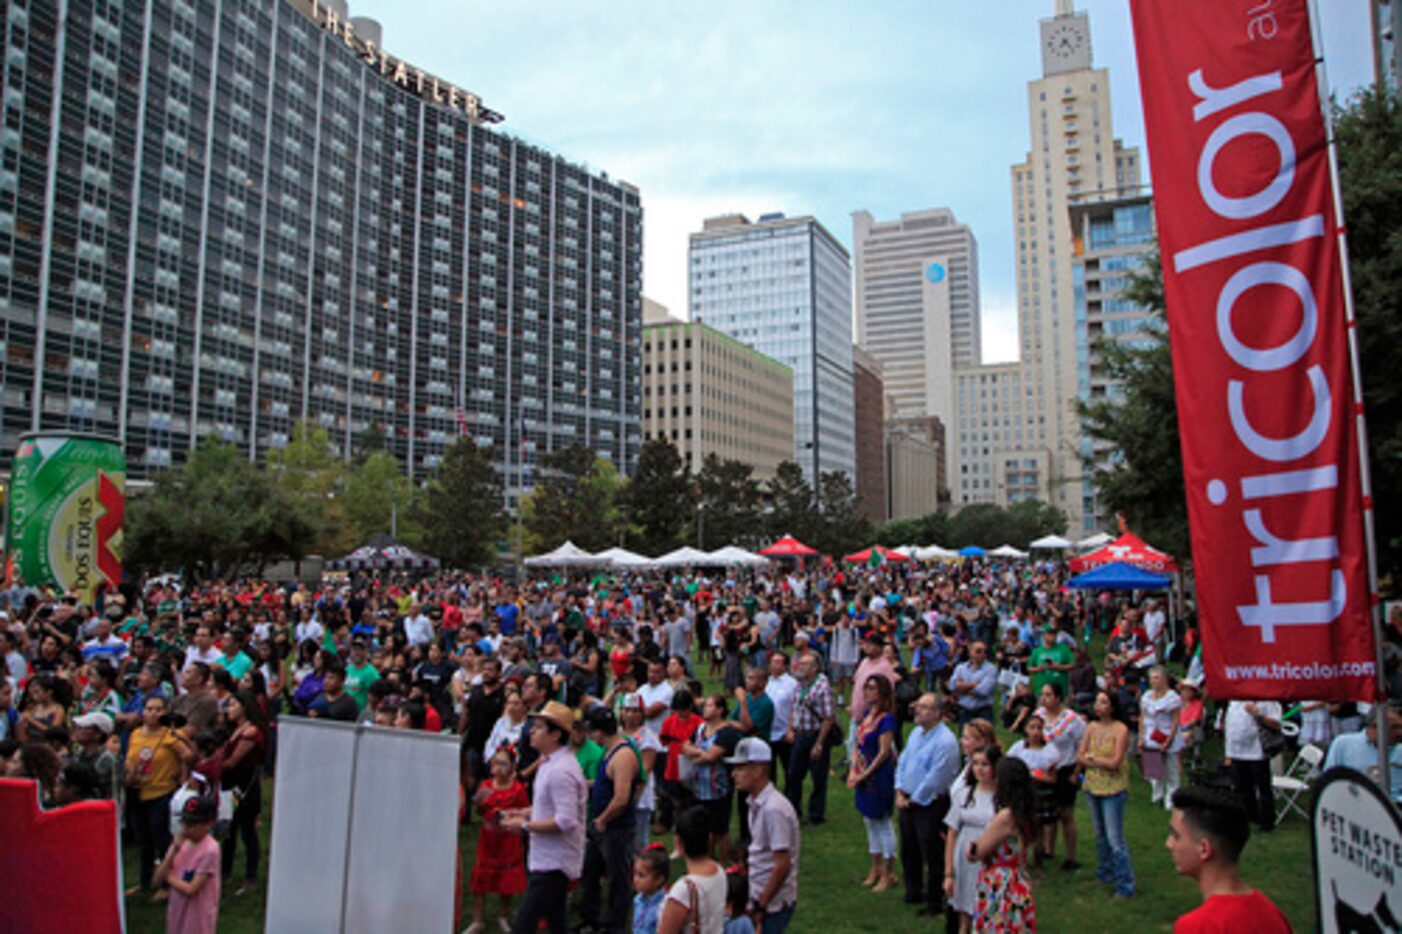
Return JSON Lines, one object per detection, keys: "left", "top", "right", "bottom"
{"left": 0, "top": 0, "right": 642, "bottom": 486}
{"left": 1071, "top": 193, "right": 1157, "bottom": 532}
{"left": 688, "top": 216, "right": 854, "bottom": 485}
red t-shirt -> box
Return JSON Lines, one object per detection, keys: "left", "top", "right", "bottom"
{"left": 1175, "top": 892, "right": 1292, "bottom": 934}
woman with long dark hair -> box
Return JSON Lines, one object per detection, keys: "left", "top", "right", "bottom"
{"left": 848, "top": 672, "right": 899, "bottom": 892}
{"left": 944, "top": 743, "right": 1000, "bottom": 934}
{"left": 220, "top": 689, "right": 268, "bottom": 894}
{"left": 969, "top": 757, "right": 1038, "bottom": 932}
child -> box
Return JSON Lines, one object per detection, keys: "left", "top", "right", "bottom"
{"left": 1006, "top": 714, "right": 1060, "bottom": 866}
{"left": 723, "top": 870, "right": 754, "bottom": 934}
{"left": 156, "top": 795, "right": 221, "bottom": 934}
{"left": 466, "top": 748, "right": 528, "bottom": 934}
{"left": 631, "top": 843, "right": 670, "bottom": 934}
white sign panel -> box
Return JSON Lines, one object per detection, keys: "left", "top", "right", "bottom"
{"left": 1312, "top": 767, "right": 1402, "bottom": 933}
{"left": 265, "top": 719, "right": 461, "bottom": 933}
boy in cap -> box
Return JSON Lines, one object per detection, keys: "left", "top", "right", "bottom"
{"left": 156, "top": 795, "right": 221, "bottom": 933}
{"left": 71, "top": 711, "right": 120, "bottom": 800}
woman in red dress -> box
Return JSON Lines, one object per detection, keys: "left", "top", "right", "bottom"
{"left": 466, "top": 747, "right": 528, "bottom": 933}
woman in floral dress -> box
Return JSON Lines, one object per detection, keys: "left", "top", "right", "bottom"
{"left": 969, "top": 756, "right": 1039, "bottom": 932}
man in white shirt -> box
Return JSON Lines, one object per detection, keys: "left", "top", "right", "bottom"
{"left": 182, "top": 625, "right": 222, "bottom": 672}
{"left": 404, "top": 605, "right": 435, "bottom": 647}
{"left": 1143, "top": 600, "right": 1167, "bottom": 658}
{"left": 294, "top": 615, "right": 324, "bottom": 647}
{"left": 636, "top": 659, "right": 674, "bottom": 736}
{"left": 765, "top": 651, "right": 800, "bottom": 789}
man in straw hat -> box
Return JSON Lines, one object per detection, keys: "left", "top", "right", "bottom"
{"left": 502, "top": 700, "right": 587, "bottom": 934}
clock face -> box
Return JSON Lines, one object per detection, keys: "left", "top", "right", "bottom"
{"left": 1046, "top": 23, "right": 1086, "bottom": 60}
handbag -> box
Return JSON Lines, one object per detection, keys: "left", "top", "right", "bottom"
{"left": 1258, "top": 721, "right": 1287, "bottom": 760}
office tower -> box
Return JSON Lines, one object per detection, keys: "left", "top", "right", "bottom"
{"left": 0, "top": 0, "right": 642, "bottom": 489}
{"left": 852, "top": 207, "right": 980, "bottom": 389}
{"left": 1070, "top": 190, "right": 1157, "bottom": 531}
{"left": 1005, "top": 0, "right": 1142, "bottom": 525}
{"left": 852, "top": 207, "right": 974, "bottom": 500}
{"left": 641, "top": 301, "right": 794, "bottom": 481}
{"left": 852, "top": 344, "right": 886, "bottom": 524}
{"left": 688, "top": 213, "right": 855, "bottom": 485}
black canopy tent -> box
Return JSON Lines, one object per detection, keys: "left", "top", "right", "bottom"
{"left": 324, "top": 533, "right": 441, "bottom": 573}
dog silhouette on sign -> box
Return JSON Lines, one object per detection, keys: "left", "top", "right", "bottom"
{"left": 1332, "top": 880, "right": 1401, "bottom": 934}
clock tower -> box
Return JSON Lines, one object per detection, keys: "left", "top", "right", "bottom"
{"left": 1039, "top": 2, "right": 1092, "bottom": 76}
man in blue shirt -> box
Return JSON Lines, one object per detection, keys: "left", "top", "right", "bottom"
{"left": 895, "top": 693, "right": 960, "bottom": 918}
{"left": 950, "top": 642, "right": 997, "bottom": 727}
{"left": 1324, "top": 706, "right": 1402, "bottom": 803}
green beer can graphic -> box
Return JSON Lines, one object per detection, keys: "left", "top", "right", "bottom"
{"left": 5, "top": 433, "right": 125, "bottom": 602}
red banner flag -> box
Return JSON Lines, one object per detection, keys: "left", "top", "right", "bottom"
{"left": 1129, "top": 0, "right": 1376, "bottom": 700}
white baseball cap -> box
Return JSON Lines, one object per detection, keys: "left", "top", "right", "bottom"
{"left": 724, "top": 737, "right": 773, "bottom": 765}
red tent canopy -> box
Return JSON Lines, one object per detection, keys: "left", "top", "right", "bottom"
{"left": 759, "top": 534, "right": 818, "bottom": 557}
{"left": 842, "top": 545, "right": 911, "bottom": 565}
{"left": 1070, "top": 532, "right": 1178, "bottom": 574}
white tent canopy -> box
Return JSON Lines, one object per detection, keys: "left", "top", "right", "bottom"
{"left": 915, "top": 545, "right": 957, "bottom": 560}
{"left": 705, "top": 545, "right": 770, "bottom": 567}
{"left": 990, "top": 544, "right": 1029, "bottom": 558}
{"left": 596, "top": 546, "right": 654, "bottom": 569}
{"left": 1076, "top": 532, "right": 1115, "bottom": 550}
{"left": 523, "top": 541, "right": 609, "bottom": 568}
{"left": 653, "top": 546, "right": 714, "bottom": 568}
{"left": 1029, "top": 534, "right": 1073, "bottom": 550}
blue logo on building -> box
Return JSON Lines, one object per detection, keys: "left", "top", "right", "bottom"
{"left": 925, "top": 262, "right": 946, "bottom": 284}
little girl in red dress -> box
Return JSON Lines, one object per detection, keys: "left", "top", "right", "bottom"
{"left": 466, "top": 747, "right": 528, "bottom": 934}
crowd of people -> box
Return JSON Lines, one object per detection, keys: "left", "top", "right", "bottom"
{"left": 6, "top": 551, "right": 1382, "bottom": 932}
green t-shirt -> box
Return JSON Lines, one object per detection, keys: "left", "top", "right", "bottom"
{"left": 345, "top": 661, "right": 381, "bottom": 710}
{"left": 576, "top": 739, "right": 604, "bottom": 781}
{"left": 216, "top": 651, "right": 254, "bottom": 681}
{"left": 1029, "top": 642, "right": 1075, "bottom": 696}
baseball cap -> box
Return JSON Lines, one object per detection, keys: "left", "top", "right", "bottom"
{"left": 73, "top": 712, "right": 114, "bottom": 735}
{"left": 180, "top": 795, "right": 218, "bottom": 825}
{"left": 619, "top": 692, "right": 644, "bottom": 711}
{"left": 724, "top": 737, "right": 773, "bottom": 766}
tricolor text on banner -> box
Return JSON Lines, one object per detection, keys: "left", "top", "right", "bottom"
{"left": 1129, "top": 0, "right": 1376, "bottom": 700}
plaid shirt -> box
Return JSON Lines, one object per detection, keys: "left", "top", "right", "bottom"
{"left": 791, "top": 673, "right": 833, "bottom": 733}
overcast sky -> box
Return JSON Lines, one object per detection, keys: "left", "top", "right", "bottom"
{"left": 351, "top": 0, "right": 1375, "bottom": 364}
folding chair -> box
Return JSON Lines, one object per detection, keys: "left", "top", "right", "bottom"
{"left": 1272, "top": 742, "right": 1324, "bottom": 826}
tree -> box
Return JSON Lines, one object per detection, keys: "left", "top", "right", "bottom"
{"left": 522, "top": 443, "right": 625, "bottom": 553}
{"left": 341, "top": 450, "right": 423, "bottom": 546}
{"left": 764, "top": 460, "right": 816, "bottom": 543}
{"left": 875, "top": 511, "right": 953, "bottom": 549}
{"left": 414, "top": 439, "right": 506, "bottom": 569}
{"left": 1336, "top": 85, "right": 1402, "bottom": 585}
{"left": 264, "top": 420, "right": 348, "bottom": 555}
{"left": 622, "top": 437, "right": 694, "bottom": 555}
{"left": 125, "top": 439, "right": 310, "bottom": 580}
{"left": 811, "top": 470, "right": 871, "bottom": 555}
{"left": 1079, "top": 250, "right": 1192, "bottom": 561}
{"left": 352, "top": 423, "right": 387, "bottom": 466}
{"left": 693, "top": 454, "right": 762, "bottom": 550}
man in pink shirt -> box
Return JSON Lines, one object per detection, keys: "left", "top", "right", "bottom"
{"left": 502, "top": 700, "right": 587, "bottom": 934}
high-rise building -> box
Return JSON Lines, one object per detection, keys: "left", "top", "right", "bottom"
{"left": 1070, "top": 190, "right": 1157, "bottom": 531}
{"left": 689, "top": 213, "right": 854, "bottom": 485}
{"left": 0, "top": 0, "right": 642, "bottom": 489}
{"left": 851, "top": 344, "right": 886, "bottom": 524}
{"left": 1001, "top": 0, "right": 1141, "bottom": 525}
{"left": 641, "top": 301, "right": 793, "bottom": 480}
{"left": 852, "top": 207, "right": 974, "bottom": 496}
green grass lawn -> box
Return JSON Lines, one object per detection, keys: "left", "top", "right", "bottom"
{"left": 121, "top": 654, "right": 1317, "bottom": 931}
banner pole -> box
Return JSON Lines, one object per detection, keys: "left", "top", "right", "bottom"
{"left": 1306, "top": 0, "right": 1389, "bottom": 793}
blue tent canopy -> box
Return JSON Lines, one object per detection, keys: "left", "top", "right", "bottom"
{"left": 1067, "top": 561, "right": 1171, "bottom": 591}
{"left": 958, "top": 545, "right": 986, "bottom": 557}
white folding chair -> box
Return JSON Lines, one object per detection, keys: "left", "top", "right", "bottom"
{"left": 1272, "top": 742, "right": 1325, "bottom": 825}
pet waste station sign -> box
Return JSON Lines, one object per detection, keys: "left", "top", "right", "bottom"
{"left": 1312, "top": 768, "right": 1402, "bottom": 933}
